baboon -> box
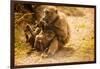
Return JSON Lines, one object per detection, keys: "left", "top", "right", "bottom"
{"left": 42, "top": 6, "right": 70, "bottom": 49}
{"left": 34, "top": 29, "right": 55, "bottom": 52}
{"left": 39, "top": 6, "right": 69, "bottom": 57}
{"left": 24, "top": 5, "right": 70, "bottom": 57}
{"left": 24, "top": 24, "right": 41, "bottom": 48}
{"left": 24, "top": 24, "right": 56, "bottom": 56}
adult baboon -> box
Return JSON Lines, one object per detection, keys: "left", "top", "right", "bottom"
{"left": 36, "top": 6, "right": 70, "bottom": 56}
{"left": 43, "top": 6, "right": 70, "bottom": 49}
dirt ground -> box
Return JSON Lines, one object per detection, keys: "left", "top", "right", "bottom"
{"left": 14, "top": 7, "right": 95, "bottom": 66}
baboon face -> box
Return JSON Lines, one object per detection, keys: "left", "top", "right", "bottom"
{"left": 34, "top": 6, "right": 58, "bottom": 26}
{"left": 44, "top": 7, "right": 58, "bottom": 24}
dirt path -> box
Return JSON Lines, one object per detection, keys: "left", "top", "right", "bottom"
{"left": 15, "top": 8, "right": 95, "bottom": 66}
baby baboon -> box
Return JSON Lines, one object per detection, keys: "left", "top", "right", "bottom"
{"left": 24, "top": 24, "right": 55, "bottom": 54}
{"left": 24, "top": 24, "right": 41, "bottom": 48}
{"left": 34, "top": 29, "right": 55, "bottom": 52}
